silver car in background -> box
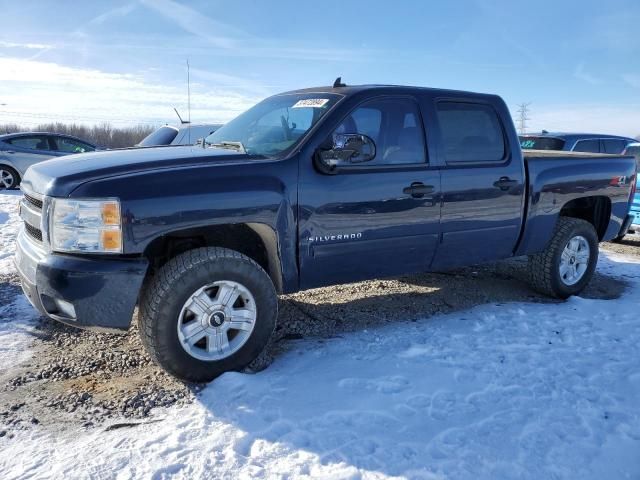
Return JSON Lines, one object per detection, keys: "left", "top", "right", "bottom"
{"left": 0, "top": 132, "right": 97, "bottom": 189}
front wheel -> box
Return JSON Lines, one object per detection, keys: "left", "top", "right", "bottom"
{"left": 138, "top": 247, "right": 278, "bottom": 382}
{"left": 528, "top": 217, "right": 599, "bottom": 299}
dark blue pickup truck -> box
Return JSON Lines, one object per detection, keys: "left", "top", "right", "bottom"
{"left": 15, "top": 83, "right": 637, "bottom": 381}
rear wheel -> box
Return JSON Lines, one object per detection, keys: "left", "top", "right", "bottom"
{"left": 138, "top": 247, "right": 278, "bottom": 382}
{"left": 528, "top": 217, "right": 599, "bottom": 298}
{"left": 0, "top": 166, "right": 20, "bottom": 190}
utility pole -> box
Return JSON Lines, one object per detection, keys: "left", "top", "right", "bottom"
{"left": 516, "top": 103, "right": 531, "bottom": 135}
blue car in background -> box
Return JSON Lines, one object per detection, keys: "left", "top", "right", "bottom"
{"left": 520, "top": 131, "right": 636, "bottom": 154}
{"left": 622, "top": 142, "right": 640, "bottom": 236}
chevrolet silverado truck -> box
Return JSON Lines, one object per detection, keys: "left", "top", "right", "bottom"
{"left": 15, "top": 83, "right": 637, "bottom": 382}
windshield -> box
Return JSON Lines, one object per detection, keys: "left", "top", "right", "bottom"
{"left": 519, "top": 136, "right": 566, "bottom": 150}
{"left": 138, "top": 126, "right": 179, "bottom": 147}
{"left": 204, "top": 93, "right": 341, "bottom": 156}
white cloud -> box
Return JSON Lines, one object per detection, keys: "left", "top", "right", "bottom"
{"left": 139, "top": 0, "right": 246, "bottom": 49}
{"left": 574, "top": 63, "right": 602, "bottom": 86}
{"left": 0, "top": 57, "right": 261, "bottom": 126}
{"left": 0, "top": 41, "right": 52, "bottom": 50}
{"left": 86, "top": 2, "right": 138, "bottom": 26}
{"left": 522, "top": 104, "right": 640, "bottom": 138}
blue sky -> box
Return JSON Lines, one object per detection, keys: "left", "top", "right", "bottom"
{"left": 0, "top": 0, "right": 639, "bottom": 136}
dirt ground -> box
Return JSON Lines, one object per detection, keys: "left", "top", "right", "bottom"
{"left": 1, "top": 237, "right": 639, "bottom": 436}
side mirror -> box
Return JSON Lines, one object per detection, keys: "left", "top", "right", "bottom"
{"left": 316, "top": 134, "right": 376, "bottom": 173}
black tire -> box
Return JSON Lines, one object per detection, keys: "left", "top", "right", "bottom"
{"left": 138, "top": 247, "right": 278, "bottom": 382}
{"left": 0, "top": 166, "right": 20, "bottom": 190}
{"left": 528, "top": 217, "right": 599, "bottom": 299}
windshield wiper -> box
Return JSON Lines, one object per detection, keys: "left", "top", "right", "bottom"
{"left": 210, "top": 141, "right": 247, "bottom": 154}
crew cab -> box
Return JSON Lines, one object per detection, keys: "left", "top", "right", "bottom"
{"left": 15, "top": 83, "right": 636, "bottom": 382}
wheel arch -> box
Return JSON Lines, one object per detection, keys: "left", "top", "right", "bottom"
{"left": 142, "top": 222, "right": 284, "bottom": 293}
{"left": 558, "top": 195, "right": 611, "bottom": 240}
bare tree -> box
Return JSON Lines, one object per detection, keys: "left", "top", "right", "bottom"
{"left": 0, "top": 123, "right": 155, "bottom": 148}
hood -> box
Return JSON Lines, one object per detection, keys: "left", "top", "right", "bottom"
{"left": 21, "top": 146, "right": 253, "bottom": 197}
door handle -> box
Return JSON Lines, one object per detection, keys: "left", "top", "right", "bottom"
{"left": 6, "top": 151, "right": 15, "bottom": 154}
{"left": 493, "top": 177, "right": 518, "bottom": 191}
{"left": 403, "top": 182, "right": 435, "bottom": 198}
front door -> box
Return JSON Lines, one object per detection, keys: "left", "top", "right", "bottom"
{"left": 298, "top": 96, "right": 441, "bottom": 289}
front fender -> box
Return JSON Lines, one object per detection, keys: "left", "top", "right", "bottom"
{"left": 69, "top": 157, "right": 300, "bottom": 292}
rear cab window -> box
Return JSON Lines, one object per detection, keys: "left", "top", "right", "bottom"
{"left": 436, "top": 102, "right": 506, "bottom": 163}
{"left": 139, "top": 126, "right": 179, "bottom": 147}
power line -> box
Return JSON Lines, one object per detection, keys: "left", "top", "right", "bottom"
{"left": 516, "top": 103, "right": 531, "bottom": 135}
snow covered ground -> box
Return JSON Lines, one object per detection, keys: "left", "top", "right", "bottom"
{"left": 1, "top": 190, "right": 640, "bottom": 479}
{"left": 0, "top": 190, "right": 40, "bottom": 370}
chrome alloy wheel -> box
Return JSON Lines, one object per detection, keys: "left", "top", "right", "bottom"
{"left": 0, "top": 168, "right": 15, "bottom": 189}
{"left": 177, "top": 280, "right": 257, "bottom": 361}
{"left": 559, "top": 235, "right": 590, "bottom": 286}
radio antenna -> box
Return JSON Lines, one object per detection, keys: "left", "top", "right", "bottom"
{"left": 173, "top": 108, "right": 186, "bottom": 124}
{"left": 187, "top": 59, "right": 192, "bottom": 144}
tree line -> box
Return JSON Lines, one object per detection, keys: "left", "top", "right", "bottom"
{"left": 0, "top": 123, "right": 156, "bottom": 149}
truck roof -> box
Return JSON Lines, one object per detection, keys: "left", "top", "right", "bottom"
{"left": 279, "top": 84, "right": 500, "bottom": 100}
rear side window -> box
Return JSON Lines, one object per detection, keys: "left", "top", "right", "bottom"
{"left": 54, "top": 137, "right": 95, "bottom": 153}
{"left": 519, "top": 136, "right": 565, "bottom": 150}
{"left": 7, "top": 136, "right": 50, "bottom": 151}
{"left": 572, "top": 139, "right": 600, "bottom": 153}
{"left": 436, "top": 102, "right": 505, "bottom": 162}
{"left": 602, "top": 139, "right": 627, "bottom": 154}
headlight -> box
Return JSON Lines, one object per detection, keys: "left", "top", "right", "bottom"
{"left": 51, "top": 198, "right": 122, "bottom": 253}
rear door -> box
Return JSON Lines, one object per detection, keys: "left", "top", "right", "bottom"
{"left": 298, "top": 95, "right": 441, "bottom": 288}
{"left": 431, "top": 99, "right": 525, "bottom": 269}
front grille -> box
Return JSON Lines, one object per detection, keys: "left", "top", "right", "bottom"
{"left": 25, "top": 222, "right": 43, "bottom": 242}
{"left": 24, "top": 193, "right": 43, "bottom": 210}
{"left": 20, "top": 189, "right": 44, "bottom": 244}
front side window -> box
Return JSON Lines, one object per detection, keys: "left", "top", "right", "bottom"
{"left": 572, "top": 139, "right": 600, "bottom": 153}
{"left": 437, "top": 102, "right": 505, "bottom": 163}
{"left": 55, "top": 137, "right": 95, "bottom": 153}
{"left": 331, "top": 97, "right": 426, "bottom": 165}
{"left": 205, "top": 93, "right": 341, "bottom": 156}
{"left": 7, "top": 135, "right": 50, "bottom": 151}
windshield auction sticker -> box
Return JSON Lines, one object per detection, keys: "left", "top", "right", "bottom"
{"left": 292, "top": 98, "right": 330, "bottom": 108}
